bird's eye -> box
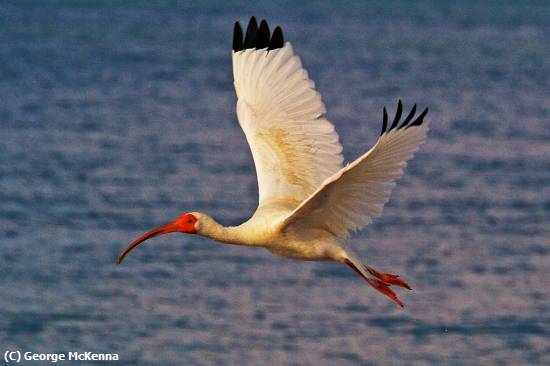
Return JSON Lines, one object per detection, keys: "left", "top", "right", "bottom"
{"left": 188, "top": 219, "right": 193, "bottom": 223}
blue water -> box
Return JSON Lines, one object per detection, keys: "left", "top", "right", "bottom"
{"left": 1, "top": 1, "right": 549, "bottom": 365}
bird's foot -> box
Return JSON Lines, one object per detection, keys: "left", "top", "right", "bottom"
{"left": 365, "top": 266, "right": 412, "bottom": 290}
{"left": 365, "top": 278, "right": 404, "bottom": 308}
{"left": 344, "top": 258, "right": 407, "bottom": 308}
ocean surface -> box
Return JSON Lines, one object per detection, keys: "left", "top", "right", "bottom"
{"left": 1, "top": 1, "right": 549, "bottom": 365}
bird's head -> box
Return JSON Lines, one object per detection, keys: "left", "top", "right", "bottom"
{"left": 117, "top": 212, "right": 203, "bottom": 264}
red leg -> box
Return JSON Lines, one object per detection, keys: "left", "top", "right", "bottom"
{"left": 365, "top": 265, "right": 412, "bottom": 290}
{"left": 344, "top": 258, "right": 405, "bottom": 308}
{"left": 365, "top": 278, "right": 404, "bottom": 308}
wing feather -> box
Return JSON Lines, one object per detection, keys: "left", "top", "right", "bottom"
{"left": 232, "top": 17, "right": 343, "bottom": 208}
{"left": 281, "top": 103, "right": 429, "bottom": 239}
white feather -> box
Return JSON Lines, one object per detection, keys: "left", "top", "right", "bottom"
{"left": 232, "top": 42, "right": 343, "bottom": 208}
{"left": 281, "top": 122, "right": 430, "bottom": 239}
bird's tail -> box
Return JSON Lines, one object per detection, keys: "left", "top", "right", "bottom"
{"left": 343, "top": 254, "right": 412, "bottom": 308}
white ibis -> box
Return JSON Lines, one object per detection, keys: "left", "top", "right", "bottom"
{"left": 117, "top": 17, "right": 429, "bottom": 308}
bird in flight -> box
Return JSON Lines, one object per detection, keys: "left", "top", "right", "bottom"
{"left": 117, "top": 17, "right": 429, "bottom": 308}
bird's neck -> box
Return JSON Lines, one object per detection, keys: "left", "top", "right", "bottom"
{"left": 198, "top": 215, "right": 252, "bottom": 246}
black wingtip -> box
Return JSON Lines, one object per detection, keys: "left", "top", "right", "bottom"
{"left": 243, "top": 16, "right": 258, "bottom": 49}
{"left": 389, "top": 100, "right": 403, "bottom": 131}
{"left": 381, "top": 101, "right": 428, "bottom": 135}
{"left": 381, "top": 107, "right": 388, "bottom": 135}
{"left": 399, "top": 104, "right": 417, "bottom": 129}
{"left": 268, "top": 26, "right": 284, "bottom": 50}
{"left": 256, "top": 20, "right": 270, "bottom": 49}
{"left": 407, "top": 107, "right": 428, "bottom": 128}
{"left": 233, "top": 21, "right": 244, "bottom": 51}
{"left": 235, "top": 17, "right": 284, "bottom": 52}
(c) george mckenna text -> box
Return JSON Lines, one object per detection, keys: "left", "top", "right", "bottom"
{"left": 22, "top": 351, "right": 119, "bottom": 362}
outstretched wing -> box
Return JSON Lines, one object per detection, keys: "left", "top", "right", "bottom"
{"left": 232, "top": 17, "right": 343, "bottom": 209}
{"left": 281, "top": 101, "right": 429, "bottom": 239}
